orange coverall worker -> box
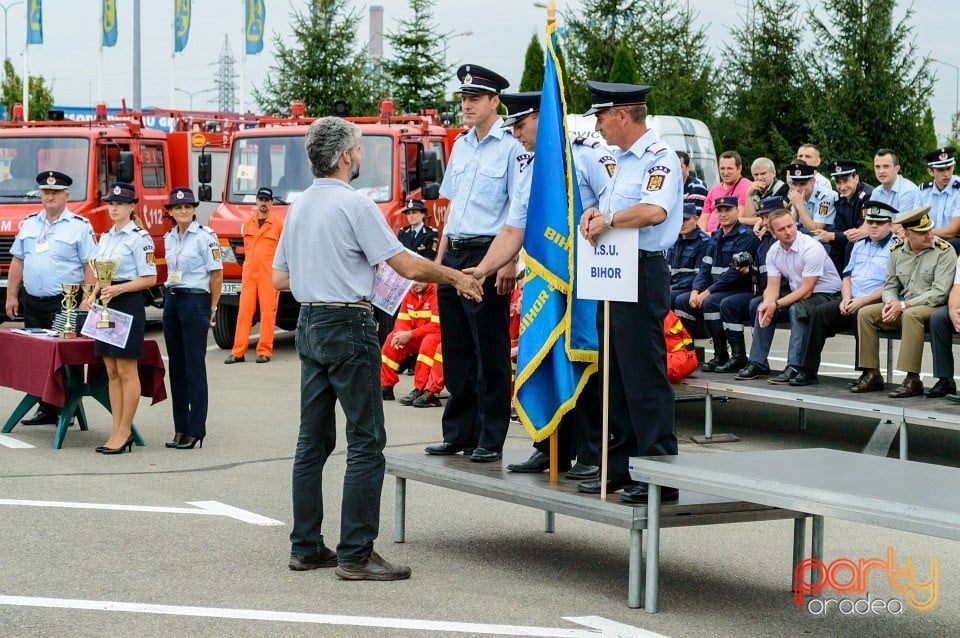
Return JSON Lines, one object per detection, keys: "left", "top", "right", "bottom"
{"left": 231, "top": 211, "right": 283, "bottom": 358}
{"left": 381, "top": 284, "right": 440, "bottom": 390}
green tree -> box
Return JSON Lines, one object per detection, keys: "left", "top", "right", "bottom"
{"left": 716, "top": 0, "right": 808, "bottom": 167}
{"left": 607, "top": 42, "right": 637, "bottom": 84}
{"left": 919, "top": 106, "right": 938, "bottom": 154}
{"left": 385, "top": 0, "right": 448, "bottom": 113}
{"left": 253, "top": 0, "right": 381, "bottom": 117}
{"left": 553, "top": 38, "right": 574, "bottom": 109}
{"left": 519, "top": 34, "right": 545, "bottom": 92}
{"left": 804, "top": 0, "right": 934, "bottom": 181}
{"left": 1, "top": 59, "right": 54, "bottom": 121}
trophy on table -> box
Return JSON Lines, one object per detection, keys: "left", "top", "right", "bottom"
{"left": 60, "top": 283, "right": 81, "bottom": 338}
{"left": 91, "top": 259, "right": 119, "bottom": 329}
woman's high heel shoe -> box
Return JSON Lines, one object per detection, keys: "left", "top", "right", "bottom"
{"left": 165, "top": 434, "right": 184, "bottom": 449}
{"left": 101, "top": 435, "right": 135, "bottom": 455}
{"left": 175, "top": 435, "right": 204, "bottom": 449}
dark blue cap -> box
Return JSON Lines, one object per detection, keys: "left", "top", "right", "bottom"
{"left": 714, "top": 195, "right": 739, "bottom": 210}
{"left": 584, "top": 81, "right": 652, "bottom": 116}
{"left": 103, "top": 182, "right": 138, "bottom": 203}
{"left": 36, "top": 170, "right": 72, "bottom": 190}
{"left": 403, "top": 198, "right": 427, "bottom": 213}
{"left": 861, "top": 200, "right": 897, "bottom": 222}
{"left": 785, "top": 162, "right": 816, "bottom": 181}
{"left": 256, "top": 187, "right": 273, "bottom": 200}
{"left": 757, "top": 196, "right": 789, "bottom": 216}
{"left": 500, "top": 91, "right": 541, "bottom": 126}
{"left": 682, "top": 203, "right": 699, "bottom": 219}
{"left": 924, "top": 147, "right": 955, "bottom": 168}
{"left": 164, "top": 186, "right": 198, "bottom": 208}
{"left": 457, "top": 64, "right": 509, "bottom": 95}
{"left": 827, "top": 159, "right": 859, "bottom": 178}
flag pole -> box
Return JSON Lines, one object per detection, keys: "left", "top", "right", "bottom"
{"left": 600, "top": 300, "right": 610, "bottom": 501}
{"left": 97, "top": 3, "right": 104, "bottom": 103}
{"left": 545, "top": 0, "right": 560, "bottom": 485}
{"left": 239, "top": 0, "right": 246, "bottom": 114}
{"left": 22, "top": 41, "right": 28, "bottom": 120}
{"left": 170, "top": 10, "right": 176, "bottom": 108}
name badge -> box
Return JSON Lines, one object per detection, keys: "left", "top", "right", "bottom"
{"left": 167, "top": 271, "right": 183, "bottom": 284}
{"left": 36, "top": 241, "right": 49, "bottom": 253}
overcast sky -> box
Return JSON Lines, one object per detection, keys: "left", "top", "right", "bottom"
{"left": 11, "top": 0, "right": 958, "bottom": 141}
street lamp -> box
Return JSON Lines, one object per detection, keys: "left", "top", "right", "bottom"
{"left": 929, "top": 57, "right": 960, "bottom": 133}
{"left": 0, "top": 1, "right": 24, "bottom": 62}
{"left": 174, "top": 87, "right": 217, "bottom": 110}
{"left": 441, "top": 30, "right": 473, "bottom": 68}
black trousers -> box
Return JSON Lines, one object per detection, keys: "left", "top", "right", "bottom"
{"left": 533, "top": 373, "right": 600, "bottom": 465}
{"left": 438, "top": 245, "right": 512, "bottom": 452}
{"left": 800, "top": 301, "right": 872, "bottom": 373}
{"left": 601, "top": 254, "right": 677, "bottom": 482}
{"left": 24, "top": 292, "right": 63, "bottom": 415}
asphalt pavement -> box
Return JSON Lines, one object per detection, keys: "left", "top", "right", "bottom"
{"left": 1, "top": 324, "right": 959, "bottom": 637}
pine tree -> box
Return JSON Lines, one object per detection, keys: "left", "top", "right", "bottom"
{"left": 385, "top": 0, "right": 448, "bottom": 113}
{"left": 519, "top": 34, "right": 545, "bottom": 92}
{"left": 253, "top": 0, "right": 381, "bottom": 117}
{"left": 607, "top": 43, "right": 637, "bottom": 84}
{"left": 1, "top": 60, "right": 54, "bottom": 121}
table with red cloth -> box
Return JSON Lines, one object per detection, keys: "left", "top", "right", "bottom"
{"left": 0, "top": 331, "right": 166, "bottom": 449}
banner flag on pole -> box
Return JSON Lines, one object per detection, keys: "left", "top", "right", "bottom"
{"left": 514, "top": 7, "right": 597, "bottom": 442}
{"left": 26, "top": 0, "right": 42, "bottom": 45}
{"left": 245, "top": 0, "right": 266, "bottom": 55}
{"left": 174, "top": 0, "right": 191, "bottom": 53}
{"left": 102, "top": 0, "right": 118, "bottom": 47}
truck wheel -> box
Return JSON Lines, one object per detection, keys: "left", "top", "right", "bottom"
{"left": 213, "top": 305, "right": 238, "bottom": 349}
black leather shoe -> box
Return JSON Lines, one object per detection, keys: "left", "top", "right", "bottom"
{"left": 700, "top": 354, "right": 729, "bottom": 372}
{"left": 620, "top": 484, "right": 680, "bottom": 504}
{"left": 565, "top": 463, "right": 600, "bottom": 480}
{"left": 288, "top": 547, "right": 338, "bottom": 571}
{"left": 424, "top": 442, "right": 474, "bottom": 456}
{"left": 850, "top": 369, "right": 884, "bottom": 393}
{"left": 224, "top": 355, "right": 245, "bottom": 364}
{"left": 20, "top": 411, "right": 59, "bottom": 425}
{"left": 576, "top": 478, "right": 637, "bottom": 494}
{"left": 382, "top": 386, "right": 395, "bottom": 401}
{"left": 713, "top": 356, "right": 747, "bottom": 373}
{"left": 925, "top": 377, "right": 957, "bottom": 398}
{"left": 734, "top": 362, "right": 769, "bottom": 380}
{"left": 506, "top": 450, "right": 549, "bottom": 473}
{"left": 768, "top": 366, "right": 799, "bottom": 385}
{"left": 789, "top": 370, "right": 819, "bottom": 386}
{"left": 398, "top": 388, "right": 424, "bottom": 406}
{"left": 470, "top": 446, "right": 502, "bottom": 462}
{"left": 946, "top": 393, "right": 960, "bottom": 404}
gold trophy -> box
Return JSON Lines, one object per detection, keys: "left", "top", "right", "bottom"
{"left": 60, "top": 283, "right": 81, "bottom": 338}
{"left": 92, "top": 259, "right": 119, "bottom": 329}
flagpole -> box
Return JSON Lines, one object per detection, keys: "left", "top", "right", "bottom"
{"left": 239, "top": 4, "right": 246, "bottom": 115}
{"left": 97, "top": 3, "right": 104, "bottom": 103}
{"left": 600, "top": 300, "right": 610, "bottom": 501}
{"left": 170, "top": 10, "right": 176, "bottom": 107}
{"left": 22, "top": 40, "right": 28, "bottom": 120}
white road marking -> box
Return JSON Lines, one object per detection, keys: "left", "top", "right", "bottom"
{"left": 0, "top": 596, "right": 666, "bottom": 637}
{"left": 0, "top": 499, "right": 284, "bottom": 526}
{"left": 0, "top": 434, "right": 35, "bottom": 449}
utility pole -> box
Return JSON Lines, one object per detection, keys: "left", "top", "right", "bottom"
{"left": 213, "top": 35, "right": 237, "bottom": 112}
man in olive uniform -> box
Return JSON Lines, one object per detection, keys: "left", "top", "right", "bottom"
{"left": 397, "top": 198, "right": 439, "bottom": 261}
{"left": 852, "top": 205, "right": 956, "bottom": 397}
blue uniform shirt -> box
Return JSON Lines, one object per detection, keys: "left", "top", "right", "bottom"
{"left": 871, "top": 175, "right": 918, "bottom": 214}
{"left": 601, "top": 129, "right": 683, "bottom": 252}
{"left": 571, "top": 137, "right": 615, "bottom": 211}
{"left": 440, "top": 123, "right": 526, "bottom": 238}
{"left": 163, "top": 222, "right": 223, "bottom": 290}
{"left": 11, "top": 210, "right": 97, "bottom": 296}
{"left": 94, "top": 223, "right": 156, "bottom": 281}
{"left": 916, "top": 176, "right": 960, "bottom": 229}
{"left": 844, "top": 232, "right": 893, "bottom": 299}
{"left": 692, "top": 222, "right": 759, "bottom": 294}
{"left": 667, "top": 228, "right": 710, "bottom": 292}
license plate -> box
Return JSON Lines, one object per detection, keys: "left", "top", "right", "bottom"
{"left": 220, "top": 281, "right": 242, "bottom": 296}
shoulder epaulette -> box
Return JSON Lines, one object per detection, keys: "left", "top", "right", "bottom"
{"left": 198, "top": 224, "right": 216, "bottom": 235}
{"left": 24, "top": 212, "right": 38, "bottom": 219}
{"left": 573, "top": 136, "right": 600, "bottom": 148}
{"left": 134, "top": 226, "right": 150, "bottom": 237}
{"left": 953, "top": 181, "right": 960, "bottom": 190}
{"left": 936, "top": 237, "right": 951, "bottom": 250}
{"left": 857, "top": 190, "right": 868, "bottom": 201}
{"left": 646, "top": 142, "right": 669, "bottom": 155}
{"left": 455, "top": 129, "right": 469, "bottom": 140}
{"left": 64, "top": 212, "right": 92, "bottom": 224}
{"left": 920, "top": 181, "right": 934, "bottom": 190}
{"left": 890, "top": 236, "right": 904, "bottom": 251}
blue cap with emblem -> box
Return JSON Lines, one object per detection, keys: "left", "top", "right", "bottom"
{"left": 714, "top": 195, "right": 739, "bottom": 209}
{"left": 36, "top": 170, "right": 72, "bottom": 190}
{"left": 827, "top": 159, "right": 859, "bottom": 178}
{"left": 784, "top": 162, "right": 816, "bottom": 182}
{"left": 457, "top": 64, "right": 510, "bottom": 95}
{"left": 403, "top": 198, "right": 427, "bottom": 213}
{"left": 583, "top": 81, "right": 652, "bottom": 116}
{"left": 924, "top": 147, "right": 955, "bottom": 169}
{"left": 860, "top": 200, "right": 897, "bottom": 222}
{"left": 756, "top": 196, "right": 789, "bottom": 216}
{"left": 164, "top": 186, "right": 198, "bottom": 208}
{"left": 682, "top": 203, "right": 699, "bottom": 219}
{"left": 103, "top": 181, "right": 138, "bottom": 203}
{"left": 500, "top": 91, "right": 541, "bottom": 127}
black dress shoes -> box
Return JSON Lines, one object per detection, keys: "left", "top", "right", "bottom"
{"left": 620, "top": 484, "right": 680, "bottom": 504}
{"left": 888, "top": 376, "right": 924, "bottom": 399}
{"left": 507, "top": 450, "right": 547, "bottom": 472}
{"left": 424, "top": 442, "right": 474, "bottom": 456}
{"left": 21, "top": 411, "right": 59, "bottom": 425}
{"left": 946, "top": 393, "right": 960, "bottom": 404}
{"left": 734, "top": 362, "right": 770, "bottom": 380}
{"left": 576, "top": 478, "right": 638, "bottom": 494}
{"left": 565, "top": 462, "right": 600, "bottom": 480}
{"left": 470, "top": 447, "right": 502, "bottom": 462}
{"left": 768, "top": 366, "right": 799, "bottom": 385}
{"left": 849, "top": 369, "right": 884, "bottom": 393}
{"left": 789, "top": 369, "right": 819, "bottom": 386}
{"left": 925, "top": 377, "right": 957, "bottom": 398}
{"left": 288, "top": 547, "right": 338, "bottom": 571}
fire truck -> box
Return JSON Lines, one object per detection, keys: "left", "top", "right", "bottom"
{"left": 201, "top": 100, "right": 455, "bottom": 349}
{"left": 0, "top": 103, "right": 235, "bottom": 318}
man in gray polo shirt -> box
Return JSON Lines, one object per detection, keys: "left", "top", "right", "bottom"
{"left": 273, "top": 117, "right": 482, "bottom": 581}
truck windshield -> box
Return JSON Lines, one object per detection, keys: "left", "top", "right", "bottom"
{"left": 0, "top": 137, "right": 89, "bottom": 201}
{"left": 226, "top": 133, "right": 393, "bottom": 204}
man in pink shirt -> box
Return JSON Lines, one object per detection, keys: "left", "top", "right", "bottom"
{"left": 699, "top": 150, "right": 753, "bottom": 233}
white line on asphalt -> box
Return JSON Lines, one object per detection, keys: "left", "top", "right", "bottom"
{"left": 0, "top": 499, "right": 284, "bottom": 526}
{"left": 0, "top": 596, "right": 665, "bottom": 637}
{"left": 0, "top": 435, "right": 35, "bottom": 449}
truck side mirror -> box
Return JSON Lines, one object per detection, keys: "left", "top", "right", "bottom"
{"left": 422, "top": 183, "right": 439, "bottom": 200}
{"left": 198, "top": 184, "right": 212, "bottom": 201}
{"left": 198, "top": 152, "right": 212, "bottom": 184}
{"left": 117, "top": 151, "right": 134, "bottom": 183}
{"left": 418, "top": 150, "right": 438, "bottom": 183}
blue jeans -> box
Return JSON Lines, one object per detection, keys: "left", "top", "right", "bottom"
{"left": 747, "top": 298, "right": 805, "bottom": 368}
{"left": 289, "top": 305, "right": 385, "bottom": 563}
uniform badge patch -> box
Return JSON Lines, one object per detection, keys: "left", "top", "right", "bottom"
{"left": 211, "top": 248, "right": 221, "bottom": 261}
{"left": 146, "top": 251, "right": 155, "bottom": 265}
{"left": 817, "top": 203, "right": 829, "bottom": 217}
{"left": 646, "top": 174, "right": 665, "bottom": 191}
{"left": 517, "top": 153, "right": 534, "bottom": 173}
{"left": 599, "top": 155, "right": 616, "bottom": 177}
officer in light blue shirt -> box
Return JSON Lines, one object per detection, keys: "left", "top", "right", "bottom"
{"left": 784, "top": 162, "right": 837, "bottom": 243}
{"left": 871, "top": 148, "right": 918, "bottom": 214}
{"left": 571, "top": 137, "right": 615, "bottom": 211}
{"left": 916, "top": 146, "right": 960, "bottom": 241}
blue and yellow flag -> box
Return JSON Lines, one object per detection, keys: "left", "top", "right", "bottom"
{"left": 102, "top": 0, "right": 118, "bottom": 47}
{"left": 26, "top": 0, "right": 42, "bottom": 45}
{"left": 245, "top": 0, "right": 265, "bottom": 55}
{"left": 174, "top": 0, "right": 191, "bottom": 53}
{"left": 514, "top": 12, "right": 597, "bottom": 442}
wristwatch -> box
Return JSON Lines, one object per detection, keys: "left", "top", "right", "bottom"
{"left": 603, "top": 211, "right": 616, "bottom": 228}
{"left": 900, "top": 301, "right": 907, "bottom": 312}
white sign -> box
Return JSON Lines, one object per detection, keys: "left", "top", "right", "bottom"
{"left": 372, "top": 261, "right": 413, "bottom": 315}
{"left": 575, "top": 228, "right": 639, "bottom": 302}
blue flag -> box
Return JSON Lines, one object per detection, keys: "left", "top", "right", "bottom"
{"left": 26, "top": 0, "right": 42, "bottom": 45}
{"left": 102, "top": 0, "right": 118, "bottom": 47}
{"left": 174, "top": 0, "right": 191, "bottom": 53}
{"left": 514, "top": 17, "right": 597, "bottom": 442}
{"left": 245, "top": 0, "right": 265, "bottom": 55}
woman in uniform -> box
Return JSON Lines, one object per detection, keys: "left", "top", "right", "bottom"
{"left": 162, "top": 187, "right": 223, "bottom": 449}
{"left": 88, "top": 182, "right": 156, "bottom": 455}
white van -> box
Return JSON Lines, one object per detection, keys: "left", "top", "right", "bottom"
{"left": 566, "top": 114, "right": 718, "bottom": 187}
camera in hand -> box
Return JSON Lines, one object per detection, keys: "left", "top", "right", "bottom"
{"left": 732, "top": 251, "right": 754, "bottom": 268}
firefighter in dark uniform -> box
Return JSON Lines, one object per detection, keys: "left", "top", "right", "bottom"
{"left": 667, "top": 203, "right": 711, "bottom": 309}
{"left": 578, "top": 81, "right": 683, "bottom": 503}
{"left": 820, "top": 159, "right": 874, "bottom": 273}
{"left": 397, "top": 198, "right": 439, "bottom": 260}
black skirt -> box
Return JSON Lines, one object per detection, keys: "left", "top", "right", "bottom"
{"left": 93, "top": 291, "right": 147, "bottom": 359}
